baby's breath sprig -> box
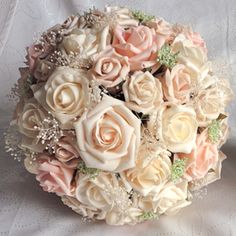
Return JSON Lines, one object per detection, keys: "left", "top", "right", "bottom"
{"left": 4, "top": 124, "right": 25, "bottom": 162}
{"left": 132, "top": 10, "right": 155, "bottom": 23}
{"left": 77, "top": 161, "right": 100, "bottom": 179}
{"left": 171, "top": 158, "right": 188, "bottom": 182}
{"left": 157, "top": 44, "right": 179, "bottom": 69}
{"left": 138, "top": 211, "right": 159, "bottom": 221}
{"left": 207, "top": 119, "right": 221, "bottom": 143}
{"left": 35, "top": 113, "right": 63, "bottom": 154}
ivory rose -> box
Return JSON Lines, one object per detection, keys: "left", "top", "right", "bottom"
{"left": 193, "top": 76, "right": 233, "bottom": 126}
{"left": 155, "top": 180, "right": 191, "bottom": 215}
{"left": 36, "top": 153, "right": 75, "bottom": 196}
{"left": 61, "top": 195, "right": 106, "bottom": 220}
{"left": 171, "top": 34, "right": 210, "bottom": 83}
{"left": 159, "top": 64, "right": 192, "bottom": 104}
{"left": 62, "top": 26, "right": 110, "bottom": 57}
{"left": 16, "top": 98, "right": 47, "bottom": 138}
{"left": 32, "top": 66, "right": 90, "bottom": 128}
{"left": 123, "top": 143, "right": 171, "bottom": 196}
{"left": 105, "top": 6, "right": 139, "bottom": 27}
{"left": 112, "top": 25, "right": 161, "bottom": 70}
{"left": 74, "top": 95, "right": 141, "bottom": 172}
{"left": 55, "top": 135, "right": 80, "bottom": 168}
{"left": 175, "top": 129, "right": 219, "bottom": 181}
{"left": 161, "top": 105, "right": 198, "bottom": 153}
{"left": 123, "top": 71, "right": 163, "bottom": 114}
{"left": 91, "top": 47, "right": 130, "bottom": 88}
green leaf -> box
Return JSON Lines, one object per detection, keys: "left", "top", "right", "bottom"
{"left": 208, "top": 120, "right": 221, "bottom": 143}
{"left": 138, "top": 211, "right": 159, "bottom": 221}
{"left": 77, "top": 161, "right": 100, "bottom": 179}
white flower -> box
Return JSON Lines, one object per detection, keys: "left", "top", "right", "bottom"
{"left": 161, "top": 104, "right": 198, "bottom": 153}
{"left": 193, "top": 76, "right": 233, "bottom": 126}
{"left": 74, "top": 95, "right": 141, "bottom": 172}
{"left": 172, "top": 34, "right": 211, "bottom": 84}
{"left": 32, "top": 66, "right": 90, "bottom": 128}
{"left": 62, "top": 26, "right": 110, "bottom": 57}
{"left": 155, "top": 180, "right": 191, "bottom": 215}
{"left": 123, "top": 143, "right": 171, "bottom": 196}
{"left": 61, "top": 195, "right": 106, "bottom": 220}
{"left": 123, "top": 71, "right": 163, "bottom": 114}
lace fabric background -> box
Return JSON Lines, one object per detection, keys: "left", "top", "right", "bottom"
{"left": 0, "top": 0, "right": 235, "bottom": 235}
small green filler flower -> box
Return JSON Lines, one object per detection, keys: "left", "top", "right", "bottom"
{"left": 171, "top": 158, "right": 187, "bottom": 182}
{"left": 77, "top": 161, "right": 100, "bottom": 179}
{"left": 138, "top": 211, "right": 159, "bottom": 221}
{"left": 157, "top": 44, "right": 179, "bottom": 69}
{"left": 132, "top": 10, "right": 155, "bottom": 23}
{"left": 208, "top": 119, "right": 221, "bottom": 143}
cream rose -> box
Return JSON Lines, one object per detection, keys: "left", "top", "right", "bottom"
{"left": 123, "top": 71, "right": 163, "bottom": 114}
{"left": 123, "top": 143, "right": 171, "bottom": 196}
{"left": 172, "top": 34, "right": 210, "bottom": 83}
{"left": 193, "top": 76, "right": 233, "bottom": 126}
{"left": 159, "top": 64, "right": 192, "bottom": 104}
{"left": 91, "top": 47, "right": 130, "bottom": 88}
{"left": 104, "top": 6, "right": 139, "bottom": 27}
{"left": 17, "top": 98, "right": 47, "bottom": 138}
{"left": 161, "top": 105, "right": 198, "bottom": 153}
{"left": 156, "top": 180, "right": 191, "bottom": 215}
{"left": 32, "top": 66, "right": 90, "bottom": 128}
{"left": 61, "top": 195, "right": 106, "bottom": 220}
{"left": 62, "top": 26, "right": 110, "bottom": 57}
{"left": 16, "top": 98, "right": 47, "bottom": 152}
{"left": 74, "top": 95, "right": 140, "bottom": 172}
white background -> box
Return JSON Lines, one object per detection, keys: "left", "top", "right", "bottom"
{"left": 0, "top": 0, "right": 235, "bottom": 235}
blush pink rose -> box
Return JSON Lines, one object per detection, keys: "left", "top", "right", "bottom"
{"left": 26, "top": 43, "right": 52, "bottom": 74}
{"left": 36, "top": 153, "right": 75, "bottom": 196}
{"left": 159, "top": 64, "right": 191, "bottom": 104}
{"left": 185, "top": 31, "right": 207, "bottom": 54}
{"left": 112, "top": 25, "right": 162, "bottom": 71}
{"left": 55, "top": 135, "right": 80, "bottom": 168}
{"left": 175, "top": 129, "right": 218, "bottom": 181}
{"left": 91, "top": 47, "right": 130, "bottom": 88}
{"left": 146, "top": 18, "right": 174, "bottom": 45}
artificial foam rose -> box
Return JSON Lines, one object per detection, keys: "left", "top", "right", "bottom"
{"left": 185, "top": 31, "right": 207, "bottom": 54}
{"left": 159, "top": 64, "right": 191, "bottom": 104}
{"left": 123, "top": 71, "right": 163, "bottom": 114}
{"left": 172, "top": 34, "right": 210, "bottom": 83}
{"left": 32, "top": 66, "right": 89, "bottom": 128}
{"left": 61, "top": 196, "right": 106, "bottom": 220}
{"left": 193, "top": 76, "right": 234, "bottom": 126}
{"left": 112, "top": 25, "right": 161, "bottom": 71}
{"left": 176, "top": 129, "right": 219, "bottom": 181}
{"left": 189, "top": 151, "right": 226, "bottom": 191}
{"left": 26, "top": 43, "right": 52, "bottom": 74}
{"left": 91, "top": 47, "right": 130, "bottom": 88}
{"left": 36, "top": 153, "right": 75, "bottom": 196}
{"left": 161, "top": 105, "right": 198, "bottom": 153}
{"left": 62, "top": 26, "right": 110, "bottom": 57}
{"left": 146, "top": 18, "right": 174, "bottom": 45}
{"left": 74, "top": 95, "right": 141, "bottom": 172}
{"left": 123, "top": 143, "right": 171, "bottom": 196}
{"left": 16, "top": 98, "right": 47, "bottom": 138}
{"left": 105, "top": 6, "right": 139, "bottom": 27}
{"left": 155, "top": 180, "right": 191, "bottom": 215}
{"left": 55, "top": 135, "right": 80, "bottom": 168}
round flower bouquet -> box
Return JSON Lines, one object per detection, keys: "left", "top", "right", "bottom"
{"left": 5, "top": 6, "right": 233, "bottom": 225}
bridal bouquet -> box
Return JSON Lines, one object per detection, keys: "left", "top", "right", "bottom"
{"left": 5, "top": 6, "right": 233, "bottom": 225}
